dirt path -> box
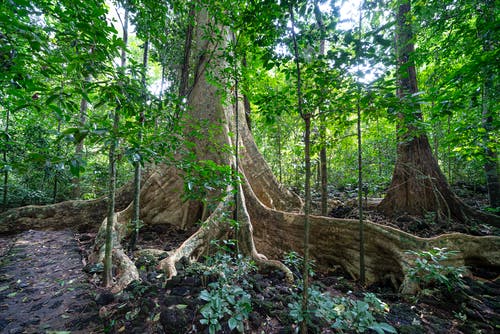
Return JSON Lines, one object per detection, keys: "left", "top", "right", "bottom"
{"left": 0, "top": 230, "right": 101, "bottom": 334}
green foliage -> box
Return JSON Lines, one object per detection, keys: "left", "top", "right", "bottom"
{"left": 288, "top": 286, "right": 396, "bottom": 333}
{"left": 283, "top": 251, "right": 315, "bottom": 280}
{"left": 193, "top": 251, "right": 256, "bottom": 334}
{"left": 181, "top": 159, "right": 238, "bottom": 203}
{"left": 199, "top": 284, "right": 251, "bottom": 334}
{"left": 406, "top": 247, "right": 466, "bottom": 294}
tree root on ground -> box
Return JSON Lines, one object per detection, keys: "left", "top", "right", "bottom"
{"left": 242, "top": 179, "right": 500, "bottom": 294}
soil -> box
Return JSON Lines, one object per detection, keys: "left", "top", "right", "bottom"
{"left": 0, "top": 230, "right": 101, "bottom": 333}
{"left": 324, "top": 184, "right": 499, "bottom": 238}
{"left": 0, "top": 185, "right": 498, "bottom": 333}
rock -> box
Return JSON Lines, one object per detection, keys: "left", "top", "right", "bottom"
{"left": 171, "top": 286, "right": 190, "bottom": 296}
{"left": 183, "top": 276, "right": 201, "bottom": 286}
{"left": 8, "top": 327, "right": 24, "bottom": 334}
{"left": 249, "top": 312, "right": 263, "bottom": 329}
{"left": 164, "top": 275, "right": 183, "bottom": 289}
{"left": 163, "top": 295, "right": 188, "bottom": 307}
{"left": 329, "top": 205, "right": 352, "bottom": 218}
{"left": 160, "top": 306, "right": 191, "bottom": 334}
{"left": 78, "top": 234, "right": 93, "bottom": 242}
{"left": 95, "top": 291, "right": 115, "bottom": 305}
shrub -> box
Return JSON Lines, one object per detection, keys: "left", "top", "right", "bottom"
{"left": 193, "top": 249, "right": 256, "bottom": 334}
{"left": 289, "top": 286, "right": 396, "bottom": 333}
{"left": 405, "top": 247, "right": 466, "bottom": 294}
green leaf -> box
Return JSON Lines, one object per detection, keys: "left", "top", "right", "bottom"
{"left": 228, "top": 317, "right": 237, "bottom": 330}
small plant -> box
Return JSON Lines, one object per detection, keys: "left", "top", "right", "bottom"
{"left": 283, "top": 251, "right": 315, "bottom": 280}
{"left": 194, "top": 249, "right": 256, "bottom": 334}
{"left": 288, "top": 286, "right": 396, "bottom": 333}
{"left": 405, "top": 247, "right": 466, "bottom": 294}
{"left": 199, "top": 283, "right": 252, "bottom": 333}
{"left": 423, "top": 211, "right": 437, "bottom": 224}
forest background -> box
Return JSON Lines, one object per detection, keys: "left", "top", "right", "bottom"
{"left": 0, "top": 0, "right": 497, "bottom": 215}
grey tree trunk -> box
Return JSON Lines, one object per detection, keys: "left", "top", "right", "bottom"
{"left": 314, "top": 0, "right": 328, "bottom": 216}
{"left": 130, "top": 38, "right": 149, "bottom": 251}
{"left": 289, "top": 4, "right": 311, "bottom": 333}
{"left": 72, "top": 77, "right": 90, "bottom": 199}
{"left": 2, "top": 106, "right": 10, "bottom": 211}
{"left": 104, "top": 7, "right": 128, "bottom": 287}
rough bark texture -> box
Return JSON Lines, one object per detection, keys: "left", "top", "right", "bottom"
{"left": 379, "top": 1, "right": 500, "bottom": 228}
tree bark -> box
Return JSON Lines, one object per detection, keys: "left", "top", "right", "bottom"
{"left": 314, "top": 0, "right": 328, "bottom": 217}
{"left": 129, "top": 38, "right": 149, "bottom": 251}
{"left": 72, "top": 78, "right": 88, "bottom": 199}
{"left": 104, "top": 7, "right": 128, "bottom": 287}
{"left": 378, "top": 1, "right": 500, "bottom": 227}
{"left": 2, "top": 105, "right": 10, "bottom": 211}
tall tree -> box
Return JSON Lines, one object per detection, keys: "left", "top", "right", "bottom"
{"left": 313, "top": 0, "right": 328, "bottom": 216}
{"left": 129, "top": 37, "right": 149, "bottom": 251}
{"left": 1, "top": 106, "right": 10, "bottom": 211}
{"left": 378, "top": 0, "right": 499, "bottom": 227}
{"left": 287, "top": 2, "right": 311, "bottom": 331}
{"left": 103, "top": 5, "right": 129, "bottom": 288}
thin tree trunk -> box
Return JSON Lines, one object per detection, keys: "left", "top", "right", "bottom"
{"left": 356, "top": 2, "right": 365, "bottom": 285}
{"left": 277, "top": 122, "right": 282, "bottom": 184}
{"left": 104, "top": 113, "right": 118, "bottom": 287}
{"left": 231, "top": 31, "right": 241, "bottom": 248}
{"left": 447, "top": 114, "right": 452, "bottom": 182}
{"left": 72, "top": 76, "right": 90, "bottom": 199}
{"left": 289, "top": 4, "right": 310, "bottom": 332}
{"left": 104, "top": 7, "right": 128, "bottom": 287}
{"left": 2, "top": 107, "right": 10, "bottom": 211}
{"left": 357, "top": 95, "right": 365, "bottom": 285}
{"left": 242, "top": 53, "right": 252, "bottom": 132}
{"left": 376, "top": 115, "right": 382, "bottom": 177}
{"left": 130, "top": 38, "right": 149, "bottom": 251}
{"left": 53, "top": 120, "right": 61, "bottom": 204}
{"left": 314, "top": 0, "right": 328, "bottom": 216}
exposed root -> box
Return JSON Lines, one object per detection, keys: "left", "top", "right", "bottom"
{"left": 0, "top": 176, "right": 138, "bottom": 234}
{"left": 241, "top": 176, "right": 500, "bottom": 294}
{"left": 112, "top": 248, "right": 140, "bottom": 293}
{"left": 157, "top": 228, "right": 208, "bottom": 279}
{"left": 157, "top": 183, "right": 295, "bottom": 283}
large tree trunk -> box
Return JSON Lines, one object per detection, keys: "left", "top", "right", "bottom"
{"left": 378, "top": 1, "right": 500, "bottom": 227}
{"left": 0, "top": 2, "right": 498, "bottom": 295}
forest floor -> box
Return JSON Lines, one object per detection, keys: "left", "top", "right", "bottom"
{"left": 0, "top": 230, "right": 101, "bottom": 333}
{"left": 0, "top": 185, "right": 498, "bottom": 333}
